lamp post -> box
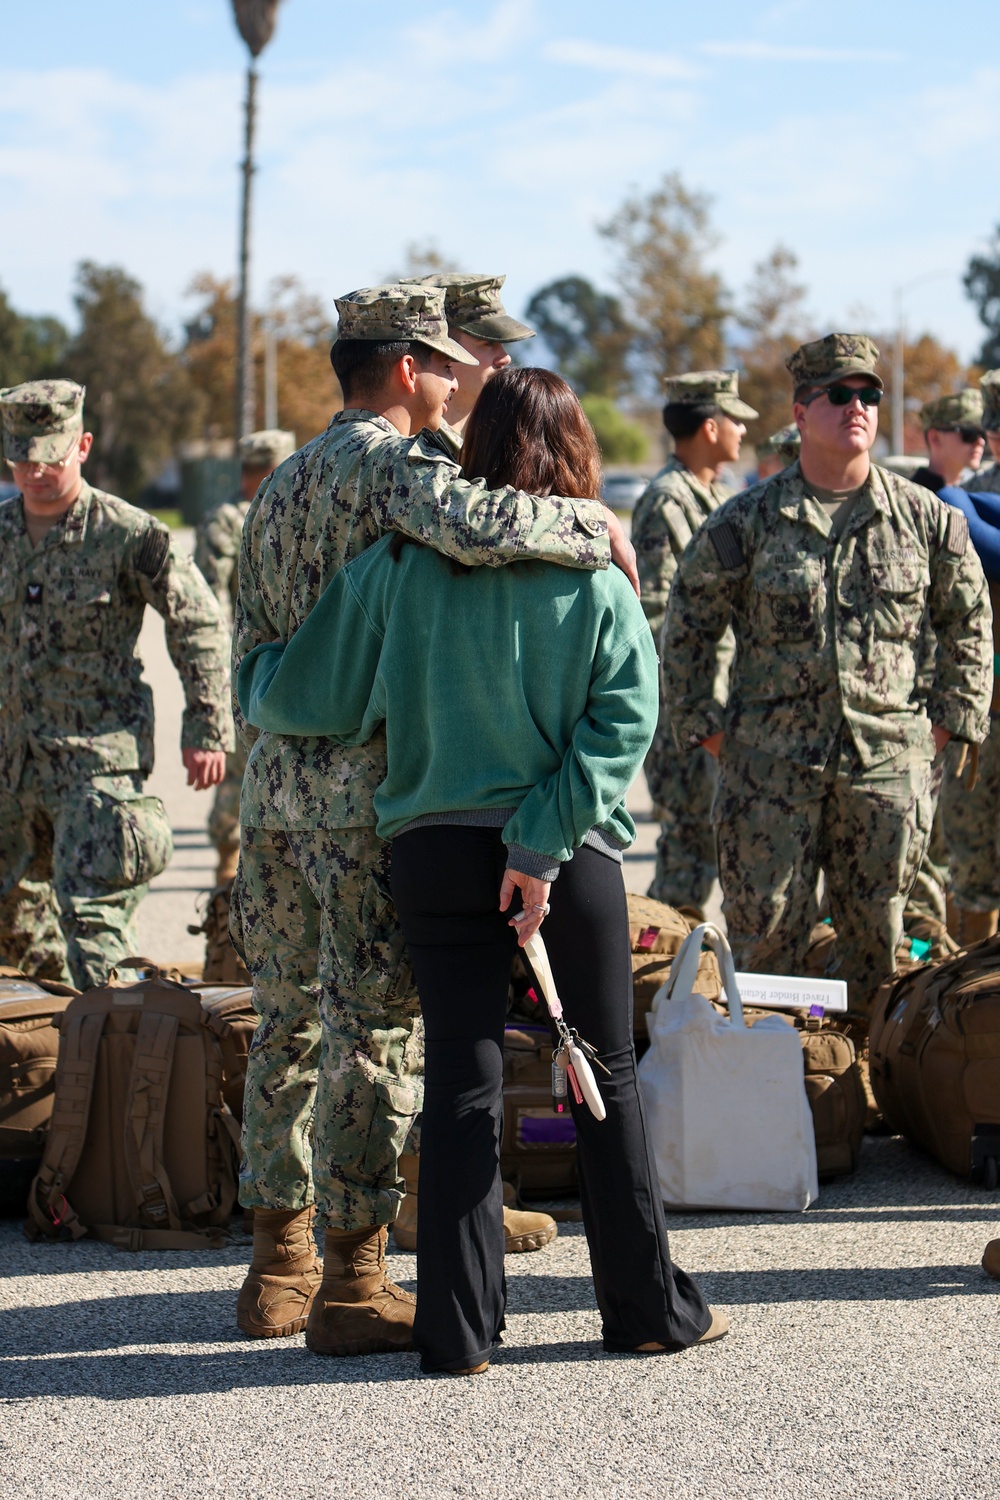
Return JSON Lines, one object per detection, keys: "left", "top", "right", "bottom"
{"left": 892, "top": 270, "right": 954, "bottom": 455}
{"left": 231, "top": 1, "right": 283, "bottom": 441}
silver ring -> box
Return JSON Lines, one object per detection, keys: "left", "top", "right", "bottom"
{"left": 532, "top": 903, "right": 551, "bottom": 914}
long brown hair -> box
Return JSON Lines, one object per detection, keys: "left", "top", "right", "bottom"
{"left": 459, "top": 367, "right": 602, "bottom": 499}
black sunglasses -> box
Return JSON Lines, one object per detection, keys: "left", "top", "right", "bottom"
{"left": 802, "top": 384, "right": 883, "bottom": 409}
{"left": 955, "top": 425, "right": 985, "bottom": 444}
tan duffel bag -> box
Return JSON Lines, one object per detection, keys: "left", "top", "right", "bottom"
{"left": 868, "top": 934, "right": 1000, "bottom": 1183}
{"left": 627, "top": 894, "right": 721, "bottom": 1040}
{"left": 0, "top": 968, "right": 78, "bottom": 1212}
{"left": 26, "top": 961, "right": 255, "bottom": 1249}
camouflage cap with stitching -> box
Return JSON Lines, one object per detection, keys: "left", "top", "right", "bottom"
{"left": 757, "top": 422, "right": 801, "bottom": 464}
{"left": 0, "top": 379, "right": 86, "bottom": 463}
{"left": 402, "top": 273, "right": 534, "bottom": 343}
{"left": 334, "top": 285, "right": 477, "bottom": 365}
{"left": 238, "top": 429, "right": 297, "bottom": 469}
{"left": 661, "top": 370, "right": 758, "bottom": 421}
{"left": 920, "top": 388, "right": 984, "bottom": 433}
{"left": 786, "top": 333, "right": 882, "bottom": 391}
{"left": 979, "top": 369, "right": 1000, "bottom": 431}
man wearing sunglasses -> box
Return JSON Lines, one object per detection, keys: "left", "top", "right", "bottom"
{"left": 962, "top": 371, "right": 1000, "bottom": 496}
{"left": 662, "top": 333, "right": 992, "bottom": 1035}
{"left": 912, "top": 390, "right": 985, "bottom": 494}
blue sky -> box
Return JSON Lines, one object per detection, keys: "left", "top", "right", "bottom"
{"left": 3, "top": 0, "right": 999, "bottom": 361}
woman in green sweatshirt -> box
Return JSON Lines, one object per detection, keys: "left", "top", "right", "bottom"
{"left": 239, "top": 368, "right": 723, "bottom": 1375}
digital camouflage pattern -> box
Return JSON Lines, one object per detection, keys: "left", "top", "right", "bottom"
{"left": 785, "top": 333, "right": 882, "bottom": 390}
{"left": 0, "top": 481, "right": 230, "bottom": 987}
{"left": 237, "top": 428, "right": 296, "bottom": 469}
{"left": 757, "top": 423, "right": 801, "bottom": 464}
{"left": 920, "top": 388, "right": 984, "bottom": 433}
{"left": 963, "top": 462, "right": 1000, "bottom": 495}
{"left": 942, "top": 728, "right": 1000, "bottom": 911}
{"left": 235, "top": 410, "right": 612, "bottom": 831}
{"left": 662, "top": 370, "right": 758, "bottom": 421}
{"left": 980, "top": 369, "right": 1000, "bottom": 431}
{"left": 662, "top": 461, "right": 992, "bottom": 769}
{"left": 0, "top": 482, "right": 232, "bottom": 788}
{"left": 232, "top": 823, "right": 421, "bottom": 1226}
{"left": 194, "top": 495, "right": 251, "bottom": 865}
{"left": 402, "top": 272, "right": 535, "bottom": 343}
{"left": 714, "top": 735, "right": 933, "bottom": 1017}
{"left": 0, "top": 768, "right": 173, "bottom": 989}
{"left": 631, "top": 456, "right": 734, "bottom": 906}
{"left": 0, "top": 380, "right": 85, "bottom": 463}
{"left": 334, "top": 285, "right": 476, "bottom": 364}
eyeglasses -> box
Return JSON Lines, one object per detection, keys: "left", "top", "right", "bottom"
{"left": 801, "top": 384, "right": 883, "bottom": 409}
{"left": 956, "top": 426, "right": 985, "bottom": 444}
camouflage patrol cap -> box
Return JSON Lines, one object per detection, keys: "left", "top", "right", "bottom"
{"left": 786, "top": 333, "right": 882, "bottom": 392}
{"left": 0, "top": 379, "right": 86, "bottom": 463}
{"left": 403, "top": 273, "right": 534, "bottom": 343}
{"left": 334, "top": 285, "right": 477, "bottom": 365}
{"left": 920, "top": 388, "right": 984, "bottom": 433}
{"left": 661, "top": 370, "right": 758, "bottom": 421}
{"left": 238, "top": 428, "right": 296, "bottom": 468}
{"left": 757, "top": 423, "right": 801, "bottom": 464}
{"left": 979, "top": 369, "right": 1000, "bottom": 431}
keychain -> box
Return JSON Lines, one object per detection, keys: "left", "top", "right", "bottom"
{"left": 521, "top": 929, "right": 609, "bottom": 1122}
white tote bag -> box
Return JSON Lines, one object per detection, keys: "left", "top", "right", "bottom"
{"left": 637, "top": 923, "right": 819, "bottom": 1211}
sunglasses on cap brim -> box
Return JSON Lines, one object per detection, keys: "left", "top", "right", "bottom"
{"left": 801, "top": 384, "right": 883, "bottom": 409}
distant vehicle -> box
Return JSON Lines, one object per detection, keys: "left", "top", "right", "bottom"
{"left": 601, "top": 471, "right": 648, "bottom": 511}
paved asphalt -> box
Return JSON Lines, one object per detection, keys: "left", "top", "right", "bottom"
{"left": 3, "top": 531, "right": 998, "bottom": 1497}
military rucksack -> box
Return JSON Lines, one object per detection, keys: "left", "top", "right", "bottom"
{"left": 189, "top": 880, "right": 251, "bottom": 985}
{"left": 868, "top": 933, "right": 1000, "bottom": 1183}
{"left": 626, "top": 894, "right": 721, "bottom": 1040}
{"left": 501, "top": 1025, "right": 578, "bottom": 1200}
{"left": 0, "top": 967, "right": 78, "bottom": 1214}
{"left": 25, "top": 962, "right": 255, "bottom": 1249}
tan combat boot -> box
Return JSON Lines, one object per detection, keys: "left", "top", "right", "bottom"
{"left": 236, "top": 1206, "right": 322, "bottom": 1338}
{"left": 947, "top": 900, "right": 999, "bottom": 949}
{"left": 215, "top": 845, "right": 240, "bottom": 885}
{"left": 305, "top": 1225, "right": 416, "bottom": 1356}
{"left": 982, "top": 1239, "right": 1000, "bottom": 1279}
{"left": 392, "top": 1155, "right": 557, "bottom": 1254}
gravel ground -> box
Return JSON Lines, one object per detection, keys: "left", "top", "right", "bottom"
{"left": 3, "top": 1137, "right": 999, "bottom": 1499}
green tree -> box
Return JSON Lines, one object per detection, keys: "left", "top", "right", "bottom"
{"left": 0, "top": 284, "right": 69, "bottom": 388}
{"left": 964, "top": 227, "right": 1000, "bottom": 367}
{"left": 736, "top": 245, "right": 812, "bottom": 446}
{"left": 524, "top": 275, "right": 633, "bottom": 397}
{"left": 599, "top": 173, "right": 729, "bottom": 387}
{"left": 581, "top": 394, "right": 648, "bottom": 464}
{"left": 63, "top": 262, "right": 203, "bottom": 499}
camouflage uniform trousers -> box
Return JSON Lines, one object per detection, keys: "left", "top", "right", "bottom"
{"left": 207, "top": 739, "right": 247, "bottom": 864}
{"left": 0, "top": 766, "right": 174, "bottom": 990}
{"left": 643, "top": 696, "right": 718, "bottom": 910}
{"left": 940, "top": 719, "right": 1000, "bottom": 911}
{"left": 903, "top": 741, "right": 965, "bottom": 927}
{"left": 713, "top": 734, "right": 934, "bottom": 1019}
{"left": 230, "top": 823, "right": 423, "bottom": 1229}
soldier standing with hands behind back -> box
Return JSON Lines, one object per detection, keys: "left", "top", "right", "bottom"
{"left": 0, "top": 381, "right": 231, "bottom": 989}
{"left": 663, "top": 335, "right": 992, "bottom": 1030}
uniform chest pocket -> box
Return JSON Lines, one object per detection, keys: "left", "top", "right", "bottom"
{"left": 869, "top": 561, "right": 929, "bottom": 642}
{"left": 57, "top": 574, "right": 114, "bottom": 652}
{"left": 752, "top": 560, "right": 826, "bottom": 643}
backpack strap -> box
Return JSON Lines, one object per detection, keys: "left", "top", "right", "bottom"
{"left": 26, "top": 1009, "right": 105, "bottom": 1240}
{"left": 86, "top": 1224, "right": 232, "bottom": 1251}
{"left": 122, "top": 1009, "right": 184, "bottom": 1233}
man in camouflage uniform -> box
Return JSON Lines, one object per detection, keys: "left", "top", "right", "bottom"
{"left": 194, "top": 429, "right": 296, "bottom": 883}
{"left": 631, "top": 371, "right": 757, "bottom": 911}
{"left": 662, "top": 334, "right": 992, "bottom": 1029}
{"left": 755, "top": 423, "right": 801, "bottom": 482}
{"left": 0, "top": 381, "right": 230, "bottom": 989}
{"left": 402, "top": 272, "right": 534, "bottom": 457}
{"left": 231, "top": 285, "right": 636, "bottom": 1356}
{"left": 963, "top": 370, "right": 1000, "bottom": 495}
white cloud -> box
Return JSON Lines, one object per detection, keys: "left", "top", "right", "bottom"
{"left": 544, "top": 39, "right": 703, "bottom": 81}
{"left": 701, "top": 41, "right": 904, "bottom": 63}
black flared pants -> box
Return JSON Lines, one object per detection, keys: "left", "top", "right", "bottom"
{"left": 391, "top": 825, "right": 711, "bottom": 1373}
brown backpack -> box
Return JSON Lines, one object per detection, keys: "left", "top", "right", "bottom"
{"left": 627, "top": 894, "right": 722, "bottom": 1039}
{"left": 0, "top": 968, "right": 78, "bottom": 1212}
{"left": 501, "top": 1025, "right": 578, "bottom": 1201}
{"left": 868, "top": 934, "right": 1000, "bottom": 1183}
{"left": 25, "top": 962, "right": 255, "bottom": 1250}
{"left": 189, "top": 881, "right": 252, "bottom": 985}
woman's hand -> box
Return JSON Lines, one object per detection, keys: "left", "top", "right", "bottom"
{"left": 499, "top": 868, "right": 552, "bottom": 947}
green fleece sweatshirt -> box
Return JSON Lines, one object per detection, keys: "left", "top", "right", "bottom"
{"left": 238, "top": 535, "right": 658, "bottom": 878}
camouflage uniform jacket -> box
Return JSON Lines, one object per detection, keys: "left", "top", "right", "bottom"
{"left": 963, "top": 462, "right": 1000, "bottom": 496}
{"left": 0, "top": 482, "right": 232, "bottom": 791}
{"left": 662, "top": 461, "right": 992, "bottom": 771}
{"left": 194, "top": 494, "right": 250, "bottom": 630}
{"left": 631, "top": 456, "right": 732, "bottom": 642}
{"left": 235, "top": 409, "right": 611, "bottom": 831}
